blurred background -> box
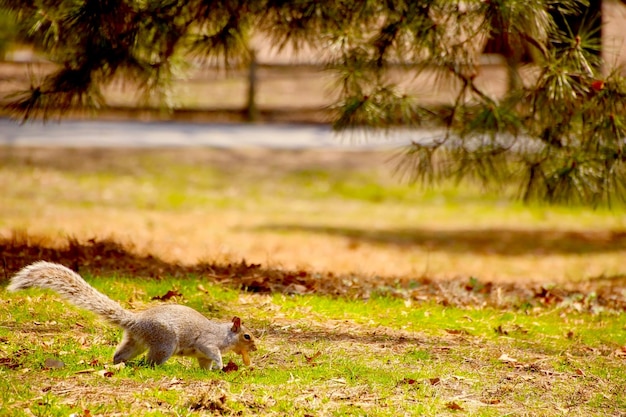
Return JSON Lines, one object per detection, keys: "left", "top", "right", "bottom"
{"left": 2, "top": 1, "right": 626, "bottom": 125}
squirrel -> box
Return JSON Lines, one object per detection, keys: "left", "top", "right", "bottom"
{"left": 8, "top": 261, "right": 257, "bottom": 370}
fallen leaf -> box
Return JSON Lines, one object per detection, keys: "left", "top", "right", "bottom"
{"left": 97, "top": 370, "right": 114, "bottom": 378}
{"left": 428, "top": 377, "right": 441, "bottom": 386}
{"left": 304, "top": 351, "right": 321, "bottom": 364}
{"left": 614, "top": 346, "right": 626, "bottom": 358}
{"left": 498, "top": 353, "right": 518, "bottom": 364}
{"left": 494, "top": 325, "right": 508, "bottom": 335}
{"left": 465, "top": 276, "right": 482, "bottom": 292}
{"left": 433, "top": 346, "right": 453, "bottom": 353}
{"left": 151, "top": 289, "right": 182, "bottom": 301}
{"left": 0, "top": 357, "right": 20, "bottom": 370}
{"left": 69, "top": 411, "right": 92, "bottom": 417}
{"left": 446, "top": 401, "right": 463, "bottom": 411}
{"left": 222, "top": 360, "right": 239, "bottom": 373}
{"left": 484, "top": 398, "right": 501, "bottom": 405}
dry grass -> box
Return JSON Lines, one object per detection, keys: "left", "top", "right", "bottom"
{"left": 1, "top": 146, "right": 626, "bottom": 287}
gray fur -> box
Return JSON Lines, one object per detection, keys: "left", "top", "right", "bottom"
{"left": 9, "top": 261, "right": 257, "bottom": 369}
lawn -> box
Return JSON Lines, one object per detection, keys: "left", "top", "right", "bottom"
{"left": 0, "top": 145, "right": 625, "bottom": 416}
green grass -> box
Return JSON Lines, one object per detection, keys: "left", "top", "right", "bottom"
{"left": 1, "top": 276, "right": 625, "bottom": 416}
{"left": 1, "top": 146, "right": 626, "bottom": 415}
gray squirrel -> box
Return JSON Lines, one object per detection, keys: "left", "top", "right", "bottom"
{"left": 8, "top": 261, "right": 257, "bottom": 370}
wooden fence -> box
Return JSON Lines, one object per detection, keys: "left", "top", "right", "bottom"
{"left": 0, "top": 56, "right": 339, "bottom": 124}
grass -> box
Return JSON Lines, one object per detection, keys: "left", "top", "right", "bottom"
{"left": 0, "top": 145, "right": 626, "bottom": 415}
{"left": 1, "top": 277, "right": 625, "bottom": 416}
{"left": 2, "top": 147, "right": 626, "bottom": 283}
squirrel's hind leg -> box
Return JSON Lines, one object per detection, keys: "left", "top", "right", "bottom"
{"left": 146, "top": 341, "right": 177, "bottom": 366}
{"left": 113, "top": 332, "right": 146, "bottom": 364}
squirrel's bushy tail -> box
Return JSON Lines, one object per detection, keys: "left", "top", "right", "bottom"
{"left": 9, "top": 261, "right": 135, "bottom": 328}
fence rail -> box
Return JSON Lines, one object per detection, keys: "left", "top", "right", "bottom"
{"left": 0, "top": 56, "right": 510, "bottom": 124}
{"left": 0, "top": 57, "right": 342, "bottom": 123}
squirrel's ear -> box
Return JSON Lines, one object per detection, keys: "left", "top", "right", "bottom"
{"left": 231, "top": 316, "right": 242, "bottom": 333}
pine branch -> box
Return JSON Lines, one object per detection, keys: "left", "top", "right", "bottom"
{"left": 2, "top": 0, "right": 624, "bottom": 206}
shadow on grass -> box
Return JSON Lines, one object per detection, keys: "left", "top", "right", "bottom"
{"left": 267, "top": 323, "right": 428, "bottom": 347}
{"left": 2, "top": 232, "right": 626, "bottom": 312}
{"left": 253, "top": 224, "right": 626, "bottom": 256}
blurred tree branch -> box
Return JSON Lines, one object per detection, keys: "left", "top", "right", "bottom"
{"left": 1, "top": 0, "right": 624, "bottom": 206}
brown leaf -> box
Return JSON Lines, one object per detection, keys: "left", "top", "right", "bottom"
{"left": 483, "top": 398, "right": 501, "bottom": 405}
{"left": 0, "top": 357, "right": 20, "bottom": 370}
{"left": 445, "top": 401, "right": 463, "bottom": 411}
{"left": 222, "top": 360, "right": 239, "bottom": 373}
{"left": 305, "top": 351, "right": 321, "bottom": 364}
{"left": 494, "top": 325, "right": 508, "bottom": 335}
{"left": 534, "top": 286, "right": 563, "bottom": 305}
{"left": 428, "top": 377, "right": 441, "bottom": 386}
{"left": 151, "top": 289, "right": 182, "bottom": 301}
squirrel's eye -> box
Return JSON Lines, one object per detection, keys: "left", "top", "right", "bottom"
{"left": 244, "top": 334, "right": 251, "bottom": 340}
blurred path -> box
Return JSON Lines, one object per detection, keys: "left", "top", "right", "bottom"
{"left": 0, "top": 118, "right": 433, "bottom": 149}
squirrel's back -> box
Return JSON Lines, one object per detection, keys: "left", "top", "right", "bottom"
{"left": 9, "top": 261, "right": 258, "bottom": 368}
{"left": 9, "top": 261, "right": 135, "bottom": 328}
